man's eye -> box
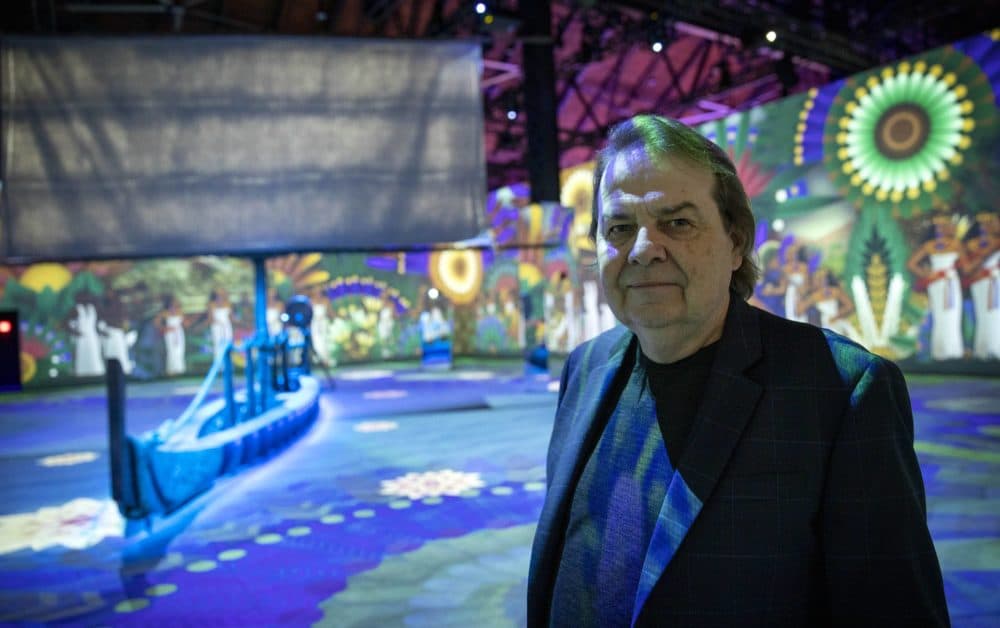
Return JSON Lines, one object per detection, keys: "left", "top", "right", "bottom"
{"left": 606, "top": 224, "right": 634, "bottom": 238}
{"left": 661, "top": 218, "right": 694, "bottom": 231}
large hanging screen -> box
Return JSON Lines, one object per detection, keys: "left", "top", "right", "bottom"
{"left": 0, "top": 36, "right": 486, "bottom": 262}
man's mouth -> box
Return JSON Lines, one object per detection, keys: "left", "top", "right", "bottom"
{"left": 626, "top": 280, "right": 678, "bottom": 289}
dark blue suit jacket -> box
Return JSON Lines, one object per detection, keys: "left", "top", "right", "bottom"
{"left": 528, "top": 297, "right": 949, "bottom": 626}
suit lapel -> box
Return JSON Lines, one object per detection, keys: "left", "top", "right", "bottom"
{"left": 631, "top": 298, "right": 764, "bottom": 626}
{"left": 529, "top": 327, "right": 635, "bottom": 624}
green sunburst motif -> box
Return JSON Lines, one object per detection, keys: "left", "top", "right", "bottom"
{"left": 824, "top": 48, "right": 993, "bottom": 217}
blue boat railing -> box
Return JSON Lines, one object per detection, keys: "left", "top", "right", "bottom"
{"left": 153, "top": 332, "right": 299, "bottom": 443}
{"left": 155, "top": 340, "right": 235, "bottom": 442}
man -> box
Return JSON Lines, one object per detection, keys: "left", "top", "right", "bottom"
{"left": 528, "top": 114, "right": 949, "bottom": 626}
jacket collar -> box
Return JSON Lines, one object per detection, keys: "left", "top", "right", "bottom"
{"left": 631, "top": 296, "right": 763, "bottom": 625}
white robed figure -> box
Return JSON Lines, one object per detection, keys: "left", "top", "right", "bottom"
{"left": 210, "top": 304, "right": 233, "bottom": 357}
{"left": 926, "top": 252, "right": 964, "bottom": 360}
{"left": 71, "top": 303, "right": 105, "bottom": 376}
{"left": 99, "top": 321, "right": 137, "bottom": 375}
{"left": 310, "top": 294, "right": 331, "bottom": 365}
{"left": 164, "top": 313, "right": 186, "bottom": 375}
{"left": 907, "top": 214, "right": 967, "bottom": 361}
{"left": 970, "top": 249, "right": 1000, "bottom": 359}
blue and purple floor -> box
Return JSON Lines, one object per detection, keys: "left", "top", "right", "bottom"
{"left": 0, "top": 361, "right": 997, "bottom": 626}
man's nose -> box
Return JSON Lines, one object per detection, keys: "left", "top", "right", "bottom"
{"left": 628, "top": 227, "right": 667, "bottom": 266}
{"left": 627, "top": 226, "right": 667, "bottom": 265}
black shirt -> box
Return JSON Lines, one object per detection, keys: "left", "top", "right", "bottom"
{"left": 640, "top": 341, "right": 718, "bottom": 465}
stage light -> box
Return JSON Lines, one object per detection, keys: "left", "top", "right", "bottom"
{"left": 477, "top": 6, "right": 518, "bottom": 33}
{"left": 765, "top": 30, "right": 777, "bottom": 43}
{"left": 507, "top": 109, "right": 517, "bottom": 120}
{"left": 645, "top": 11, "right": 672, "bottom": 55}
{"left": 0, "top": 321, "right": 10, "bottom": 334}
{"left": 428, "top": 287, "right": 440, "bottom": 300}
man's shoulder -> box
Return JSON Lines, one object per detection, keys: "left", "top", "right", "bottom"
{"left": 749, "top": 304, "right": 892, "bottom": 386}
{"left": 819, "top": 327, "right": 901, "bottom": 389}
{"left": 753, "top": 304, "right": 825, "bottom": 345}
{"left": 755, "top": 305, "right": 897, "bottom": 386}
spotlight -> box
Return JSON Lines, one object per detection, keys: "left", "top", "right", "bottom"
{"left": 428, "top": 288, "right": 440, "bottom": 300}
{"left": 765, "top": 30, "right": 777, "bottom": 43}
{"left": 475, "top": 2, "right": 487, "bottom": 15}
{"left": 507, "top": 109, "right": 517, "bottom": 120}
{"left": 645, "top": 10, "right": 671, "bottom": 54}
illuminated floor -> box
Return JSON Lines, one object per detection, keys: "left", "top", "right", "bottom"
{"left": 0, "top": 364, "right": 996, "bottom": 626}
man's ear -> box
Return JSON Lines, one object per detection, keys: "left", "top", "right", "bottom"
{"left": 728, "top": 228, "right": 744, "bottom": 271}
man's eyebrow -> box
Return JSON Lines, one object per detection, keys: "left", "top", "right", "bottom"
{"left": 602, "top": 200, "right": 698, "bottom": 218}
{"left": 600, "top": 209, "right": 634, "bottom": 221}
{"left": 651, "top": 201, "right": 699, "bottom": 216}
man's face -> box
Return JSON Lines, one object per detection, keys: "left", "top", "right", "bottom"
{"left": 596, "top": 148, "right": 741, "bottom": 350}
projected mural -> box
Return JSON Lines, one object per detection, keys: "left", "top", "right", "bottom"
{"left": 737, "top": 32, "right": 998, "bottom": 369}
{"left": 0, "top": 31, "right": 997, "bottom": 387}
{"left": 552, "top": 30, "right": 999, "bottom": 372}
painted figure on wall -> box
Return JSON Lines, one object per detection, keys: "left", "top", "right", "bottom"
{"left": 581, "top": 280, "right": 601, "bottom": 341}
{"left": 799, "top": 267, "right": 859, "bottom": 339}
{"left": 98, "top": 293, "right": 137, "bottom": 375}
{"left": 68, "top": 295, "right": 105, "bottom": 377}
{"left": 754, "top": 247, "right": 787, "bottom": 317}
{"left": 310, "top": 286, "right": 331, "bottom": 365}
{"left": 966, "top": 211, "right": 1000, "bottom": 359}
{"left": 208, "top": 288, "right": 233, "bottom": 358}
{"left": 158, "top": 294, "right": 187, "bottom": 376}
{"left": 419, "top": 293, "right": 450, "bottom": 344}
{"left": 265, "top": 289, "right": 284, "bottom": 338}
{"left": 782, "top": 240, "right": 810, "bottom": 324}
{"left": 377, "top": 293, "right": 396, "bottom": 358}
{"left": 128, "top": 281, "right": 165, "bottom": 379}
{"left": 545, "top": 272, "right": 571, "bottom": 353}
{"left": 500, "top": 287, "right": 525, "bottom": 349}
{"left": 908, "top": 213, "right": 967, "bottom": 360}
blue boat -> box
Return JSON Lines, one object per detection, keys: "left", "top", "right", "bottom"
{"left": 110, "top": 313, "right": 321, "bottom": 524}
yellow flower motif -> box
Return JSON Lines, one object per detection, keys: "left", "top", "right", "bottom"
{"left": 19, "top": 263, "right": 72, "bottom": 293}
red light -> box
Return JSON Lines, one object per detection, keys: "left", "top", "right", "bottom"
{"left": 0, "top": 321, "right": 10, "bottom": 334}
